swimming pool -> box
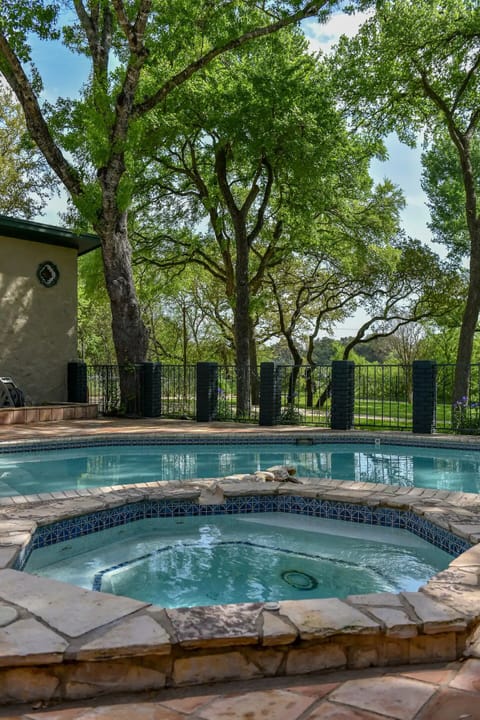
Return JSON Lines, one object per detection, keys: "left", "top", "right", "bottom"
{"left": 23, "top": 512, "right": 453, "bottom": 606}
{"left": 1, "top": 439, "right": 480, "bottom": 496}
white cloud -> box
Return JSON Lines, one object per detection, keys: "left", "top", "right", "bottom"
{"left": 303, "top": 10, "right": 373, "bottom": 55}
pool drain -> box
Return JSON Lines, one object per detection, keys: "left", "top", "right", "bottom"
{"left": 281, "top": 570, "right": 318, "bottom": 590}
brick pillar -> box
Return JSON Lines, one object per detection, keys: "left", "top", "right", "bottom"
{"left": 67, "top": 362, "right": 88, "bottom": 403}
{"left": 412, "top": 360, "right": 437, "bottom": 434}
{"left": 142, "top": 362, "right": 162, "bottom": 417}
{"left": 196, "top": 362, "right": 219, "bottom": 422}
{"left": 330, "top": 360, "right": 355, "bottom": 430}
{"left": 259, "top": 362, "right": 281, "bottom": 426}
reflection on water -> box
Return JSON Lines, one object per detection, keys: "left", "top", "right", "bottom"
{"left": 0, "top": 442, "right": 480, "bottom": 495}
{"left": 356, "top": 453, "right": 414, "bottom": 486}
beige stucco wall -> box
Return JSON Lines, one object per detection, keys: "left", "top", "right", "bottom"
{"left": 0, "top": 235, "right": 78, "bottom": 403}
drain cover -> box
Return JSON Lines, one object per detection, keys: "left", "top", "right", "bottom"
{"left": 281, "top": 570, "right": 318, "bottom": 590}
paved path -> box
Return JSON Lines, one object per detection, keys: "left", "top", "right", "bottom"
{"left": 1, "top": 660, "right": 479, "bottom": 719}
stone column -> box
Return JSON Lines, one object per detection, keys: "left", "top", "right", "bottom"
{"left": 196, "top": 362, "right": 219, "bottom": 422}
{"left": 259, "top": 362, "right": 281, "bottom": 426}
{"left": 67, "top": 362, "right": 88, "bottom": 403}
{"left": 142, "top": 362, "right": 162, "bottom": 417}
{"left": 330, "top": 360, "right": 355, "bottom": 430}
{"left": 412, "top": 360, "right": 437, "bottom": 434}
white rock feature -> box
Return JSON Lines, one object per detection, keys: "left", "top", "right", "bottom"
{"left": 265, "top": 466, "right": 300, "bottom": 482}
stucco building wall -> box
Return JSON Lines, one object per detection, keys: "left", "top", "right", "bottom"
{"left": 0, "top": 235, "right": 78, "bottom": 403}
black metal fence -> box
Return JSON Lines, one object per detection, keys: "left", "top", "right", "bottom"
{"left": 87, "top": 365, "right": 115, "bottom": 415}
{"left": 161, "top": 365, "right": 196, "bottom": 419}
{"left": 276, "top": 365, "right": 331, "bottom": 426}
{"left": 71, "top": 360, "right": 480, "bottom": 434}
{"left": 354, "top": 364, "right": 413, "bottom": 431}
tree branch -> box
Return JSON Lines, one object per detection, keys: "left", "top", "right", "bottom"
{"left": 0, "top": 33, "right": 83, "bottom": 198}
{"left": 132, "top": 1, "right": 327, "bottom": 116}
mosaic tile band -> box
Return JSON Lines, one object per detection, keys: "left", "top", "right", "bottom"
{"left": 16, "top": 494, "right": 471, "bottom": 573}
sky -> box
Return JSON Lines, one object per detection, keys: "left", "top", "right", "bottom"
{"left": 29, "top": 7, "right": 434, "bottom": 337}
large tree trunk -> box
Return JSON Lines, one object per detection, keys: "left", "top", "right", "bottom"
{"left": 452, "top": 142, "right": 480, "bottom": 405}
{"left": 234, "top": 227, "right": 251, "bottom": 418}
{"left": 452, "top": 240, "right": 480, "bottom": 403}
{"left": 99, "top": 211, "right": 149, "bottom": 414}
{"left": 249, "top": 320, "right": 259, "bottom": 406}
{"left": 285, "top": 339, "right": 303, "bottom": 404}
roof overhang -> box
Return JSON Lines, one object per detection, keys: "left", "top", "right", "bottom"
{"left": 0, "top": 214, "right": 101, "bottom": 256}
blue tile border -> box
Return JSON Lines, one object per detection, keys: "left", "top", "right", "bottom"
{"left": 16, "top": 495, "right": 471, "bottom": 572}
{"left": 3, "top": 433, "right": 480, "bottom": 455}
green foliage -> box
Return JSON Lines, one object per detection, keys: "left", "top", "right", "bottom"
{"left": 422, "top": 133, "right": 480, "bottom": 258}
{"left": 452, "top": 397, "right": 480, "bottom": 435}
{"left": 0, "top": 83, "right": 56, "bottom": 217}
{"left": 77, "top": 250, "right": 116, "bottom": 363}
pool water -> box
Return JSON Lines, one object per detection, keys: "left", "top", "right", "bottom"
{"left": 24, "top": 513, "right": 452, "bottom": 607}
{"left": 1, "top": 442, "right": 480, "bottom": 496}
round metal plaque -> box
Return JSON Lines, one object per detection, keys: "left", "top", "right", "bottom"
{"left": 37, "top": 261, "right": 60, "bottom": 288}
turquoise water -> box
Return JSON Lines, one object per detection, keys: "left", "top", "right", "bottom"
{"left": 24, "top": 513, "right": 452, "bottom": 606}
{"left": 1, "top": 442, "right": 480, "bottom": 496}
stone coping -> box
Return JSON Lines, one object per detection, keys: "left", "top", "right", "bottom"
{"left": 3, "top": 428, "right": 480, "bottom": 452}
{"left": 0, "top": 475, "right": 480, "bottom": 704}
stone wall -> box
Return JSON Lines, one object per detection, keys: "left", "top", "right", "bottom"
{"left": 0, "top": 235, "right": 77, "bottom": 403}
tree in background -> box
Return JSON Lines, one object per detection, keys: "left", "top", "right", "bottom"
{"left": 0, "top": 82, "right": 55, "bottom": 217}
{"left": 132, "top": 28, "right": 388, "bottom": 414}
{"left": 0, "top": 0, "right": 340, "bottom": 410}
{"left": 266, "top": 234, "right": 459, "bottom": 406}
{"left": 332, "top": 0, "right": 480, "bottom": 403}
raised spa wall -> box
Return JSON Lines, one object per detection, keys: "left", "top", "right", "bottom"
{"left": 1, "top": 468, "right": 480, "bottom": 705}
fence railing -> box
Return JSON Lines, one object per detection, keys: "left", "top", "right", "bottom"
{"left": 276, "top": 365, "right": 331, "bottom": 426}
{"left": 215, "top": 365, "right": 259, "bottom": 423}
{"left": 86, "top": 366, "right": 114, "bottom": 415}
{"left": 74, "top": 360, "right": 480, "bottom": 434}
{"left": 160, "top": 365, "right": 196, "bottom": 419}
{"left": 354, "top": 364, "right": 413, "bottom": 431}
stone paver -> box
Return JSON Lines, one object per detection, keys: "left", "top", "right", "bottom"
{"left": 166, "top": 603, "right": 263, "bottom": 648}
{"left": 307, "top": 702, "right": 394, "bottom": 719}
{"left": 0, "top": 570, "right": 148, "bottom": 638}
{"left": 448, "top": 657, "right": 480, "bottom": 692}
{"left": 0, "top": 618, "right": 67, "bottom": 666}
{"left": 195, "top": 689, "right": 316, "bottom": 720}
{"left": 401, "top": 591, "right": 467, "bottom": 633}
{"left": 416, "top": 688, "right": 480, "bottom": 720}
{"left": 72, "top": 615, "right": 171, "bottom": 660}
{"left": 0, "top": 606, "right": 17, "bottom": 627}
{"left": 278, "top": 598, "right": 380, "bottom": 640}
{"left": 328, "top": 676, "right": 437, "bottom": 720}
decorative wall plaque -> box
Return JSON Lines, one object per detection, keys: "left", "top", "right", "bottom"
{"left": 37, "top": 261, "right": 60, "bottom": 288}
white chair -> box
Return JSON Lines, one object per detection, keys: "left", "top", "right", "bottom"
{"left": 0, "top": 377, "right": 25, "bottom": 407}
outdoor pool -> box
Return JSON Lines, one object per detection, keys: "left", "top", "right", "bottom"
{"left": 23, "top": 511, "right": 453, "bottom": 606}
{"left": 1, "top": 440, "right": 480, "bottom": 496}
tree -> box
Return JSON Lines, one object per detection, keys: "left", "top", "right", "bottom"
{"left": 266, "top": 234, "right": 458, "bottom": 406}
{"left": 0, "top": 0, "right": 341, "bottom": 410}
{"left": 332, "top": 0, "right": 480, "bottom": 403}
{"left": 0, "top": 82, "right": 55, "bottom": 217}
{"left": 386, "top": 324, "right": 425, "bottom": 366}
{"left": 132, "top": 28, "right": 386, "bottom": 414}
